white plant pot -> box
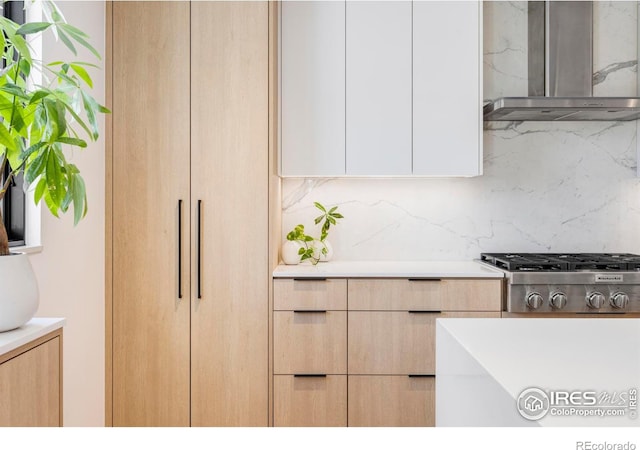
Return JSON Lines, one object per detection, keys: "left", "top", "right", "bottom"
{"left": 281, "top": 240, "right": 303, "bottom": 265}
{"left": 0, "top": 253, "right": 39, "bottom": 332}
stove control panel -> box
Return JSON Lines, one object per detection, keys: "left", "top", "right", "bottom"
{"left": 511, "top": 284, "right": 640, "bottom": 313}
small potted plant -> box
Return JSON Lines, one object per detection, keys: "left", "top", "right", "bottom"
{"left": 282, "top": 202, "right": 344, "bottom": 265}
{"left": 0, "top": 1, "right": 107, "bottom": 331}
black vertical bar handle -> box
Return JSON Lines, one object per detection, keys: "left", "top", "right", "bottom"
{"left": 178, "top": 199, "right": 183, "bottom": 299}
{"left": 197, "top": 200, "right": 202, "bottom": 299}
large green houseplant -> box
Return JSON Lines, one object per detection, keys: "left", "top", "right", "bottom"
{"left": 0, "top": 1, "right": 107, "bottom": 331}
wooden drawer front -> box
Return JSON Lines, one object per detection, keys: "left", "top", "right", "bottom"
{"left": 349, "top": 311, "right": 435, "bottom": 375}
{"left": 348, "top": 279, "right": 502, "bottom": 311}
{"left": 348, "top": 311, "right": 500, "bottom": 375}
{"left": 274, "top": 375, "right": 347, "bottom": 427}
{"left": 274, "top": 278, "right": 347, "bottom": 310}
{"left": 348, "top": 375, "right": 434, "bottom": 427}
{"left": 0, "top": 337, "right": 61, "bottom": 427}
{"left": 274, "top": 311, "right": 347, "bottom": 374}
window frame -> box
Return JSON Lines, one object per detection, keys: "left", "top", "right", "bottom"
{"left": 1, "top": 1, "right": 26, "bottom": 248}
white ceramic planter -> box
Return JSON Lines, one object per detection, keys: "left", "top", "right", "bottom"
{"left": 0, "top": 253, "right": 39, "bottom": 332}
{"left": 281, "top": 240, "right": 303, "bottom": 265}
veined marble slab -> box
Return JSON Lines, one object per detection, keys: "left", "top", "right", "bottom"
{"left": 436, "top": 318, "right": 640, "bottom": 427}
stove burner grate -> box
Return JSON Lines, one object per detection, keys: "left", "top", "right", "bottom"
{"left": 480, "top": 253, "right": 640, "bottom": 272}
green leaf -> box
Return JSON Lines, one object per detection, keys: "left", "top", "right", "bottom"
{"left": 314, "top": 216, "right": 323, "bottom": 225}
{"left": 45, "top": 149, "right": 65, "bottom": 205}
{"left": 57, "top": 29, "right": 77, "bottom": 56}
{"left": 0, "top": 83, "right": 28, "bottom": 99}
{"left": 25, "top": 148, "right": 49, "bottom": 184}
{"left": 18, "top": 57, "right": 31, "bottom": 78}
{"left": 329, "top": 206, "right": 337, "bottom": 213}
{"left": 34, "top": 176, "right": 47, "bottom": 204}
{"left": 332, "top": 213, "right": 344, "bottom": 219}
{"left": 314, "top": 202, "right": 326, "bottom": 212}
{"left": 43, "top": 189, "right": 60, "bottom": 217}
{"left": 61, "top": 102, "right": 93, "bottom": 140}
{"left": 59, "top": 24, "right": 100, "bottom": 60}
{"left": 21, "top": 142, "right": 47, "bottom": 161}
{"left": 29, "top": 89, "right": 52, "bottom": 105}
{"left": 81, "top": 91, "right": 99, "bottom": 140}
{"left": 56, "top": 137, "right": 87, "bottom": 148}
{"left": 69, "top": 63, "right": 93, "bottom": 88}
{"left": 0, "top": 122, "right": 17, "bottom": 151}
{"left": 329, "top": 217, "right": 336, "bottom": 225}
{"left": 72, "top": 174, "right": 87, "bottom": 225}
{"left": 58, "top": 22, "right": 90, "bottom": 39}
{"left": 16, "top": 22, "right": 52, "bottom": 35}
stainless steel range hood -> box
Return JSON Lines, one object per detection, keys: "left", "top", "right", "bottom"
{"left": 483, "top": 1, "right": 640, "bottom": 122}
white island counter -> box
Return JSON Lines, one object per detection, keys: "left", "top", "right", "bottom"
{"left": 436, "top": 318, "right": 640, "bottom": 427}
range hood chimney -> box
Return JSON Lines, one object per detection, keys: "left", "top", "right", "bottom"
{"left": 483, "top": 1, "right": 640, "bottom": 121}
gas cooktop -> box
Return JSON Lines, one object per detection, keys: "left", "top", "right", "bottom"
{"left": 480, "top": 253, "right": 640, "bottom": 272}
{"left": 480, "top": 253, "right": 640, "bottom": 313}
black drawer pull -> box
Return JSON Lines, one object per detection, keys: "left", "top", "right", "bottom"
{"left": 294, "top": 374, "right": 327, "bottom": 378}
{"left": 408, "top": 374, "right": 435, "bottom": 378}
{"left": 293, "top": 310, "right": 327, "bottom": 314}
{"left": 293, "top": 277, "right": 328, "bottom": 281}
{"left": 408, "top": 310, "right": 442, "bottom": 314}
{"left": 408, "top": 278, "right": 441, "bottom": 282}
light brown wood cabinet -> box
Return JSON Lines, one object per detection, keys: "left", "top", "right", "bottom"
{"left": 271, "top": 277, "right": 501, "bottom": 427}
{"left": 107, "top": 1, "right": 274, "bottom": 426}
{"left": 0, "top": 330, "right": 63, "bottom": 427}
{"left": 274, "top": 375, "right": 347, "bottom": 427}
{"left": 272, "top": 278, "right": 348, "bottom": 426}
{"left": 348, "top": 375, "right": 435, "bottom": 427}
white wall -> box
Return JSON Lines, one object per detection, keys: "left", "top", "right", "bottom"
{"left": 29, "top": 1, "right": 105, "bottom": 426}
{"left": 282, "top": 1, "right": 640, "bottom": 261}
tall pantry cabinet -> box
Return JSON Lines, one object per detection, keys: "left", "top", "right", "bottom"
{"left": 106, "top": 2, "right": 275, "bottom": 426}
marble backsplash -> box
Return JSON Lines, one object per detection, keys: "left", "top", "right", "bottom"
{"left": 281, "top": 1, "right": 640, "bottom": 261}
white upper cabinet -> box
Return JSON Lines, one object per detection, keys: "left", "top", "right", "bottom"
{"left": 280, "top": 1, "right": 346, "bottom": 176}
{"left": 413, "top": 1, "right": 482, "bottom": 176}
{"left": 346, "top": 1, "right": 412, "bottom": 176}
{"left": 279, "top": 1, "right": 483, "bottom": 177}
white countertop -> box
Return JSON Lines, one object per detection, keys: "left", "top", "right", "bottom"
{"left": 273, "top": 260, "right": 505, "bottom": 278}
{"left": 436, "top": 318, "right": 640, "bottom": 427}
{"left": 0, "top": 317, "right": 65, "bottom": 356}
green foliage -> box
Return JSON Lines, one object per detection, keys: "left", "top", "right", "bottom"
{"left": 285, "top": 202, "right": 344, "bottom": 265}
{"left": 313, "top": 201, "right": 344, "bottom": 242}
{"left": 0, "top": 0, "right": 109, "bottom": 228}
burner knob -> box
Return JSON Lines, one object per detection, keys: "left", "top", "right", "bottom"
{"left": 526, "top": 292, "right": 543, "bottom": 309}
{"left": 610, "top": 292, "right": 629, "bottom": 309}
{"left": 586, "top": 292, "right": 605, "bottom": 309}
{"left": 549, "top": 291, "right": 567, "bottom": 310}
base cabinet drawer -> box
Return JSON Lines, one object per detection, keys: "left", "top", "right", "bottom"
{"left": 0, "top": 336, "right": 61, "bottom": 427}
{"left": 349, "top": 311, "right": 501, "bottom": 375}
{"left": 274, "top": 311, "right": 347, "bottom": 374}
{"left": 348, "top": 279, "right": 502, "bottom": 311}
{"left": 348, "top": 375, "right": 435, "bottom": 427}
{"left": 274, "top": 375, "right": 347, "bottom": 427}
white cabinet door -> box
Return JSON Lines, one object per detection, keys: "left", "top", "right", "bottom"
{"left": 280, "top": 1, "right": 346, "bottom": 176}
{"left": 346, "top": 1, "right": 412, "bottom": 176}
{"left": 413, "top": 1, "right": 482, "bottom": 176}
